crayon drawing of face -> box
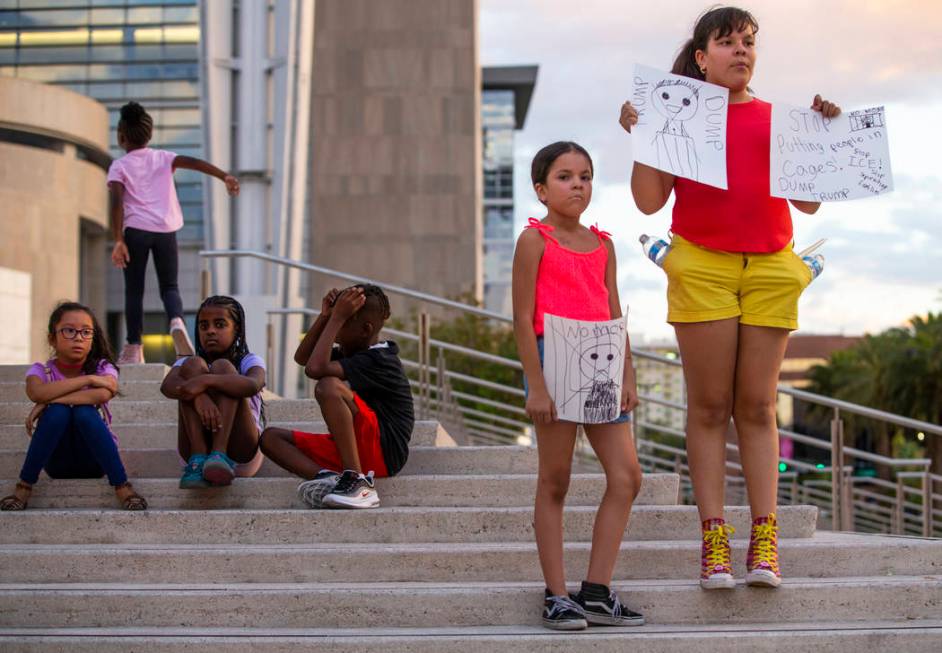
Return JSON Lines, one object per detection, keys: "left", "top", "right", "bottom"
{"left": 652, "top": 81, "right": 699, "bottom": 121}
{"left": 578, "top": 338, "right": 621, "bottom": 382}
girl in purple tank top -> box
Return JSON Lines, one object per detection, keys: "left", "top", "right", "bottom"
{"left": 512, "top": 141, "right": 643, "bottom": 630}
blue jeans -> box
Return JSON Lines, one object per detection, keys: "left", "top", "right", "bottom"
{"left": 19, "top": 404, "right": 128, "bottom": 486}
{"left": 524, "top": 337, "right": 631, "bottom": 424}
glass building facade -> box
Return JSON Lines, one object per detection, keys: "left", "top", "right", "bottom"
{"left": 0, "top": 0, "right": 204, "bottom": 241}
{"left": 482, "top": 88, "right": 516, "bottom": 315}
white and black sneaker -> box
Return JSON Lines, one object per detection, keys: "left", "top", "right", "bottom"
{"left": 573, "top": 581, "right": 645, "bottom": 626}
{"left": 321, "top": 470, "right": 380, "bottom": 509}
{"left": 542, "top": 589, "right": 587, "bottom": 631}
{"left": 297, "top": 470, "right": 341, "bottom": 508}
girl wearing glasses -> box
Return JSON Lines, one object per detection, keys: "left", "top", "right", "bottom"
{"left": 0, "top": 302, "right": 147, "bottom": 511}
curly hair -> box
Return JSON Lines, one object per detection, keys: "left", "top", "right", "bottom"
{"left": 335, "top": 284, "right": 391, "bottom": 323}
{"left": 118, "top": 101, "right": 154, "bottom": 148}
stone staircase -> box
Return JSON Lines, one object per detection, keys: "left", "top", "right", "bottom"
{"left": 0, "top": 363, "right": 940, "bottom": 651}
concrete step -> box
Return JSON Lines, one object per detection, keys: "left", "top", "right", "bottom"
{"left": 1, "top": 533, "right": 936, "bottom": 585}
{"left": 0, "top": 505, "right": 818, "bottom": 545}
{"left": 0, "top": 445, "right": 540, "bottom": 478}
{"left": 3, "top": 622, "right": 942, "bottom": 653}
{"left": 0, "top": 419, "right": 453, "bottom": 450}
{"left": 0, "top": 473, "right": 680, "bottom": 509}
{"left": 0, "top": 398, "right": 321, "bottom": 425}
{"left": 0, "top": 364, "right": 169, "bottom": 383}
{"left": 0, "top": 576, "right": 938, "bottom": 628}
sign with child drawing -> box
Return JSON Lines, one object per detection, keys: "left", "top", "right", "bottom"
{"left": 770, "top": 103, "right": 893, "bottom": 201}
{"left": 631, "top": 64, "right": 730, "bottom": 189}
{"left": 543, "top": 314, "right": 627, "bottom": 424}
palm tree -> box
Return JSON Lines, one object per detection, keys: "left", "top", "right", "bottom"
{"left": 807, "top": 312, "right": 942, "bottom": 474}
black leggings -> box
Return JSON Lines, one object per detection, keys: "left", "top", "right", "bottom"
{"left": 123, "top": 227, "right": 184, "bottom": 344}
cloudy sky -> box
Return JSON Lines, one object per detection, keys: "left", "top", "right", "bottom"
{"left": 480, "top": 0, "right": 942, "bottom": 342}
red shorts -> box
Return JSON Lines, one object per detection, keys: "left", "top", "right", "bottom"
{"left": 292, "top": 393, "right": 390, "bottom": 477}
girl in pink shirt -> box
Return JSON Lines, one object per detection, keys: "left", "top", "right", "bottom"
{"left": 0, "top": 301, "right": 146, "bottom": 511}
{"left": 512, "top": 141, "right": 643, "bottom": 630}
{"left": 107, "top": 101, "right": 240, "bottom": 364}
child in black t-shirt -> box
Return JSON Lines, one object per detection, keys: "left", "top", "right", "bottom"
{"left": 260, "top": 284, "right": 414, "bottom": 509}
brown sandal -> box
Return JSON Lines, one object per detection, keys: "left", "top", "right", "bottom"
{"left": 115, "top": 482, "right": 148, "bottom": 511}
{"left": 0, "top": 481, "right": 32, "bottom": 511}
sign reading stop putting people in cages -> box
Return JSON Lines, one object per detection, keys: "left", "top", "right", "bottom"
{"left": 771, "top": 103, "right": 894, "bottom": 202}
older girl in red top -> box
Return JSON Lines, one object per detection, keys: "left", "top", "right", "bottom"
{"left": 620, "top": 6, "right": 841, "bottom": 590}
{"left": 513, "top": 142, "right": 643, "bottom": 630}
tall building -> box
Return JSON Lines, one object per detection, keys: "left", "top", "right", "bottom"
{"left": 0, "top": 0, "right": 204, "bottom": 357}
{"left": 307, "top": 0, "right": 482, "bottom": 311}
{"left": 0, "top": 77, "right": 111, "bottom": 363}
{"left": 481, "top": 65, "right": 536, "bottom": 315}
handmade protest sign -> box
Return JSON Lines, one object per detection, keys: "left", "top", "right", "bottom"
{"left": 771, "top": 103, "right": 893, "bottom": 201}
{"left": 543, "top": 313, "right": 627, "bottom": 424}
{"left": 631, "top": 64, "right": 730, "bottom": 189}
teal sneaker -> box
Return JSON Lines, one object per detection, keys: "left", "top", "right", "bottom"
{"left": 180, "top": 454, "right": 210, "bottom": 489}
{"left": 202, "top": 450, "right": 236, "bottom": 486}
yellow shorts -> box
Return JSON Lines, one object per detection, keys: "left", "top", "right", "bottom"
{"left": 663, "top": 234, "right": 813, "bottom": 330}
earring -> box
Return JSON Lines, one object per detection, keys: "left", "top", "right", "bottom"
{"left": 700, "top": 67, "right": 706, "bottom": 74}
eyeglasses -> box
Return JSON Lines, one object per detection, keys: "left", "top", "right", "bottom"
{"left": 57, "top": 327, "right": 95, "bottom": 341}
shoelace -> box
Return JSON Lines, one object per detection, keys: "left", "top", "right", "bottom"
{"left": 750, "top": 522, "right": 780, "bottom": 571}
{"left": 703, "top": 523, "right": 735, "bottom": 570}
{"left": 606, "top": 590, "right": 624, "bottom": 617}
{"left": 545, "top": 594, "right": 583, "bottom": 618}
{"left": 331, "top": 472, "right": 360, "bottom": 495}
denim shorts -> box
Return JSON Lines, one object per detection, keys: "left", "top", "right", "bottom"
{"left": 524, "top": 337, "right": 631, "bottom": 425}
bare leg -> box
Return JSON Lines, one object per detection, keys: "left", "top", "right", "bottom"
{"left": 583, "top": 421, "right": 642, "bottom": 585}
{"left": 206, "top": 359, "right": 260, "bottom": 461}
{"left": 533, "top": 420, "right": 579, "bottom": 596}
{"left": 732, "top": 325, "right": 789, "bottom": 518}
{"left": 259, "top": 427, "right": 325, "bottom": 479}
{"left": 314, "top": 377, "right": 361, "bottom": 472}
{"left": 176, "top": 357, "right": 212, "bottom": 459}
{"left": 674, "top": 318, "right": 739, "bottom": 522}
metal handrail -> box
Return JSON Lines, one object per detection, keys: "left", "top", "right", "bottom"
{"left": 204, "top": 248, "right": 941, "bottom": 538}
{"left": 203, "top": 249, "right": 511, "bottom": 322}
{"left": 218, "top": 249, "right": 942, "bottom": 439}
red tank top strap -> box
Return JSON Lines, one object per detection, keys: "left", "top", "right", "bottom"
{"left": 526, "top": 218, "right": 559, "bottom": 243}
{"left": 589, "top": 223, "right": 612, "bottom": 245}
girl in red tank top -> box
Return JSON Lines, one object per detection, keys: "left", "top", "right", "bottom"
{"left": 618, "top": 7, "right": 842, "bottom": 592}
{"left": 512, "top": 142, "right": 644, "bottom": 630}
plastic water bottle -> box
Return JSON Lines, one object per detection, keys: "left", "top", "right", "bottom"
{"left": 640, "top": 234, "right": 670, "bottom": 267}
{"left": 802, "top": 254, "right": 824, "bottom": 281}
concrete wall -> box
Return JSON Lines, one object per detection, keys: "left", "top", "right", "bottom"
{"left": 308, "top": 0, "right": 482, "bottom": 311}
{"left": 0, "top": 77, "right": 110, "bottom": 363}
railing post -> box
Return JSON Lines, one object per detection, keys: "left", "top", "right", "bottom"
{"left": 894, "top": 477, "right": 904, "bottom": 535}
{"left": 266, "top": 318, "right": 275, "bottom": 397}
{"left": 418, "top": 311, "right": 430, "bottom": 419}
{"left": 830, "top": 407, "right": 844, "bottom": 531}
{"left": 842, "top": 471, "right": 854, "bottom": 531}
{"left": 923, "top": 466, "right": 933, "bottom": 538}
{"left": 436, "top": 347, "right": 446, "bottom": 422}
{"left": 201, "top": 266, "right": 212, "bottom": 300}
{"left": 790, "top": 475, "right": 799, "bottom": 506}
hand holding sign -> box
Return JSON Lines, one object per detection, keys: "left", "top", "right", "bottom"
{"left": 771, "top": 102, "right": 893, "bottom": 201}
{"left": 630, "top": 64, "right": 730, "bottom": 189}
